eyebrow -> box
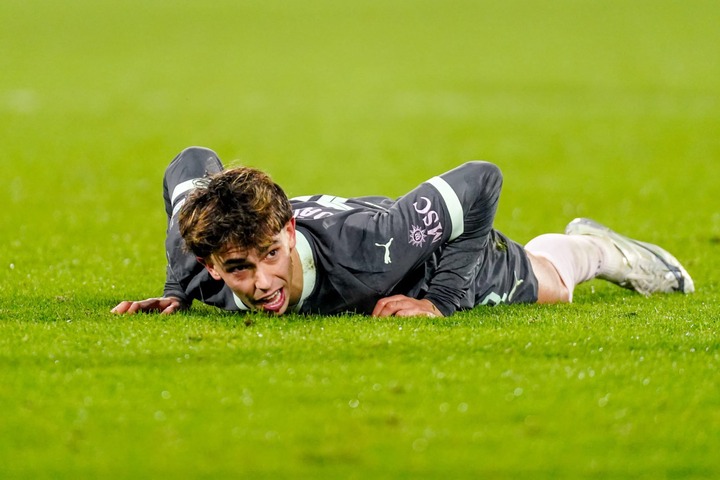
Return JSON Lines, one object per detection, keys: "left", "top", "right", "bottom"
{"left": 218, "top": 240, "right": 280, "bottom": 269}
{"left": 221, "top": 257, "right": 251, "bottom": 269}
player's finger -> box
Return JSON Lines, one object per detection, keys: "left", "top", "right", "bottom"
{"left": 372, "top": 299, "right": 397, "bottom": 317}
{"left": 125, "top": 301, "right": 144, "bottom": 314}
{"left": 130, "top": 299, "right": 161, "bottom": 314}
{"left": 374, "top": 305, "right": 397, "bottom": 317}
{"left": 371, "top": 299, "right": 390, "bottom": 316}
{"left": 161, "top": 301, "right": 178, "bottom": 315}
{"left": 111, "top": 301, "right": 132, "bottom": 314}
{"left": 394, "top": 307, "right": 436, "bottom": 318}
{"left": 374, "top": 298, "right": 412, "bottom": 317}
{"left": 372, "top": 295, "right": 408, "bottom": 316}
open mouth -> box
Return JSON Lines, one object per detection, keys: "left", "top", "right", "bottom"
{"left": 259, "top": 288, "right": 285, "bottom": 313}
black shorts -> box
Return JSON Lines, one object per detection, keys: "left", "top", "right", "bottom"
{"left": 469, "top": 229, "right": 539, "bottom": 307}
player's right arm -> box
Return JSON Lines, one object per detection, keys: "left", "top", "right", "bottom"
{"left": 110, "top": 255, "right": 227, "bottom": 314}
{"left": 113, "top": 147, "right": 238, "bottom": 315}
{"left": 159, "top": 201, "right": 240, "bottom": 311}
{"left": 110, "top": 254, "right": 193, "bottom": 315}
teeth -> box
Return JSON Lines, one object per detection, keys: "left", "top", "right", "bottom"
{"left": 262, "top": 290, "right": 283, "bottom": 309}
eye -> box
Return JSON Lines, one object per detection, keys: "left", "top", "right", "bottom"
{"left": 226, "top": 265, "right": 248, "bottom": 274}
{"left": 265, "top": 247, "right": 280, "bottom": 262}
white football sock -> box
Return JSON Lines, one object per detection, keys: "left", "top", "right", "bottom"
{"left": 525, "top": 233, "right": 626, "bottom": 301}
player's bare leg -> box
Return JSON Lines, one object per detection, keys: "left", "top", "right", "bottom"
{"left": 526, "top": 252, "right": 570, "bottom": 303}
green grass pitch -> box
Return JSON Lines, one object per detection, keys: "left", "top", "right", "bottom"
{"left": 1, "top": 0, "right": 719, "bottom": 478}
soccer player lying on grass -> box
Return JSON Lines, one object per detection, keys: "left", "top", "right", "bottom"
{"left": 112, "top": 147, "right": 694, "bottom": 317}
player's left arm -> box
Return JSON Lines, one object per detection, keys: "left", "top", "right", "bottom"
{"left": 421, "top": 161, "right": 503, "bottom": 316}
{"left": 368, "top": 161, "right": 503, "bottom": 317}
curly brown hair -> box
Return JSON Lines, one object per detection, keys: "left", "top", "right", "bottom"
{"left": 178, "top": 167, "right": 292, "bottom": 259}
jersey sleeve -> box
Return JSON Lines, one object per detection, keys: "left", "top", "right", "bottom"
{"left": 421, "top": 162, "right": 503, "bottom": 315}
{"left": 162, "top": 218, "right": 196, "bottom": 305}
{"left": 316, "top": 161, "right": 503, "bottom": 315}
{"left": 163, "top": 263, "right": 188, "bottom": 303}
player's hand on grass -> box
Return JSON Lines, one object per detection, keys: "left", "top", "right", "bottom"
{"left": 372, "top": 295, "right": 443, "bottom": 317}
{"left": 111, "top": 297, "right": 185, "bottom": 315}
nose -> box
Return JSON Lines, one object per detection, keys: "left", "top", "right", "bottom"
{"left": 254, "top": 265, "right": 273, "bottom": 291}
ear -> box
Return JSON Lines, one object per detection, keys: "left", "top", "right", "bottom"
{"left": 285, "top": 217, "right": 297, "bottom": 250}
{"left": 198, "top": 256, "right": 223, "bottom": 281}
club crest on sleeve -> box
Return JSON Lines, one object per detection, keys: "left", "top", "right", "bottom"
{"left": 408, "top": 225, "right": 427, "bottom": 247}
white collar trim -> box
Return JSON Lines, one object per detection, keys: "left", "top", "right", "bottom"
{"left": 293, "top": 229, "right": 316, "bottom": 312}
{"left": 233, "top": 292, "right": 249, "bottom": 310}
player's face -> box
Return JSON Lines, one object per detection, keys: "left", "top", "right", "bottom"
{"left": 203, "top": 219, "right": 302, "bottom": 315}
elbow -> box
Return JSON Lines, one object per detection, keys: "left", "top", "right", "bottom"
{"left": 466, "top": 161, "right": 503, "bottom": 189}
{"left": 441, "top": 161, "right": 503, "bottom": 198}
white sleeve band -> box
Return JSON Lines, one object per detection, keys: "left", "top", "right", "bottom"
{"left": 171, "top": 178, "right": 202, "bottom": 206}
{"left": 427, "top": 176, "right": 464, "bottom": 241}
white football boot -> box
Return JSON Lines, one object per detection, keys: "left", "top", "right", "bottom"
{"left": 565, "top": 218, "right": 695, "bottom": 295}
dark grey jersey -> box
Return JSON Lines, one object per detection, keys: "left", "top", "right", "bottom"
{"left": 162, "top": 148, "right": 538, "bottom": 316}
